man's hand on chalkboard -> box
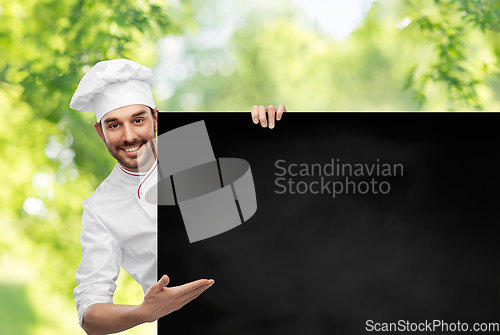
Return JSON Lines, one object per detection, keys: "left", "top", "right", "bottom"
{"left": 251, "top": 104, "right": 286, "bottom": 129}
{"left": 140, "top": 274, "right": 215, "bottom": 322}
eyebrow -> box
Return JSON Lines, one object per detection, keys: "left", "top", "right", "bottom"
{"left": 131, "top": 110, "right": 148, "bottom": 118}
{"left": 102, "top": 110, "right": 148, "bottom": 125}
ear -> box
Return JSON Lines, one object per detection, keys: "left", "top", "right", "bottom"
{"left": 153, "top": 107, "right": 159, "bottom": 133}
{"left": 94, "top": 122, "right": 106, "bottom": 143}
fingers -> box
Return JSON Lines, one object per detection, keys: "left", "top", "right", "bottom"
{"left": 277, "top": 104, "right": 286, "bottom": 121}
{"left": 251, "top": 104, "right": 286, "bottom": 128}
{"left": 267, "top": 105, "right": 276, "bottom": 129}
{"left": 142, "top": 278, "right": 213, "bottom": 320}
{"left": 176, "top": 279, "right": 214, "bottom": 296}
{"left": 258, "top": 105, "right": 267, "bottom": 127}
{"left": 181, "top": 279, "right": 213, "bottom": 299}
{"left": 160, "top": 274, "right": 170, "bottom": 287}
{"left": 152, "top": 275, "right": 170, "bottom": 293}
{"left": 251, "top": 105, "right": 259, "bottom": 124}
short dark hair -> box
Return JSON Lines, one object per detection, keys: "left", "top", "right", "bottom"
{"left": 99, "top": 106, "right": 156, "bottom": 137}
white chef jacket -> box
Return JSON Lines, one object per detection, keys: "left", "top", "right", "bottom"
{"left": 73, "top": 161, "right": 158, "bottom": 328}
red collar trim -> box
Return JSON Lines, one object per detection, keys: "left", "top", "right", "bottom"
{"left": 137, "top": 161, "right": 158, "bottom": 200}
{"left": 118, "top": 164, "right": 146, "bottom": 176}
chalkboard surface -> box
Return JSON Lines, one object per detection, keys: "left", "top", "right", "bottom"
{"left": 158, "top": 112, "right": 499, "bottom": 334}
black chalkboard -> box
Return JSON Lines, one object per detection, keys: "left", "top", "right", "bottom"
{"left": 158, "top": 112, "right": 500, "bottom": 334}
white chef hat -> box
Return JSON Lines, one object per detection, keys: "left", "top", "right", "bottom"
{"left": 70, "top": 59, "right": 156, "bottom": 122}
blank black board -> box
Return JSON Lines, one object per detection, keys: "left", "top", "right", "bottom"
{"left": 157, "top": 112, "right": 500, "bottom": 334}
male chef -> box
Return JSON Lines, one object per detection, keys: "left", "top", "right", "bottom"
{"left": 70, "top": 58, "right": 286, "bottom": 335}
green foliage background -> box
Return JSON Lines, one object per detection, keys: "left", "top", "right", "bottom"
{"left": 0, "top": 0, "right": 498, "bottom": 334}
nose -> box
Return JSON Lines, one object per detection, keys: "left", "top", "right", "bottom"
{"left": 122, "top": 123, "right": 137, "bottom": 144}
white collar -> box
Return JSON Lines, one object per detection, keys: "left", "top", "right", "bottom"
{"left": 118, "top": 164, "right": 148, "bottom": 177}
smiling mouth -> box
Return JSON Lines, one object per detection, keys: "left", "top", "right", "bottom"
{"left": 121, "top": 143, "right": 144, "bottom": 155}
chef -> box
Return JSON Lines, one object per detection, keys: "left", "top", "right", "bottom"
{"left": 70, "top": 58, "right": 285, "bottom": 335}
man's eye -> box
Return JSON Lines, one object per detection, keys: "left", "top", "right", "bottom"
{"left": 110, "top": 124, "right": 119, "bottom": 129}
{"left": 134, "top": 119, "right": 144, "bottom": 124}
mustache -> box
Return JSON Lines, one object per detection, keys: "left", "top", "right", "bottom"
{"left": 115, "top": 138, "right": 148, "bottom": 150}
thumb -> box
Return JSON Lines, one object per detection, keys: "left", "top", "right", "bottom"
{"left": 154, "top": 274, "right": 170, "bottom": 293}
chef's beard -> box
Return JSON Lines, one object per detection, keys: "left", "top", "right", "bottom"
{"left": 106, "top": 136, "right": 157, "bottom": 172}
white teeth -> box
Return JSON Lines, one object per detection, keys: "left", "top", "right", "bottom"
{"left": 123, "top": 145, "right": 141, "bottom": 152}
